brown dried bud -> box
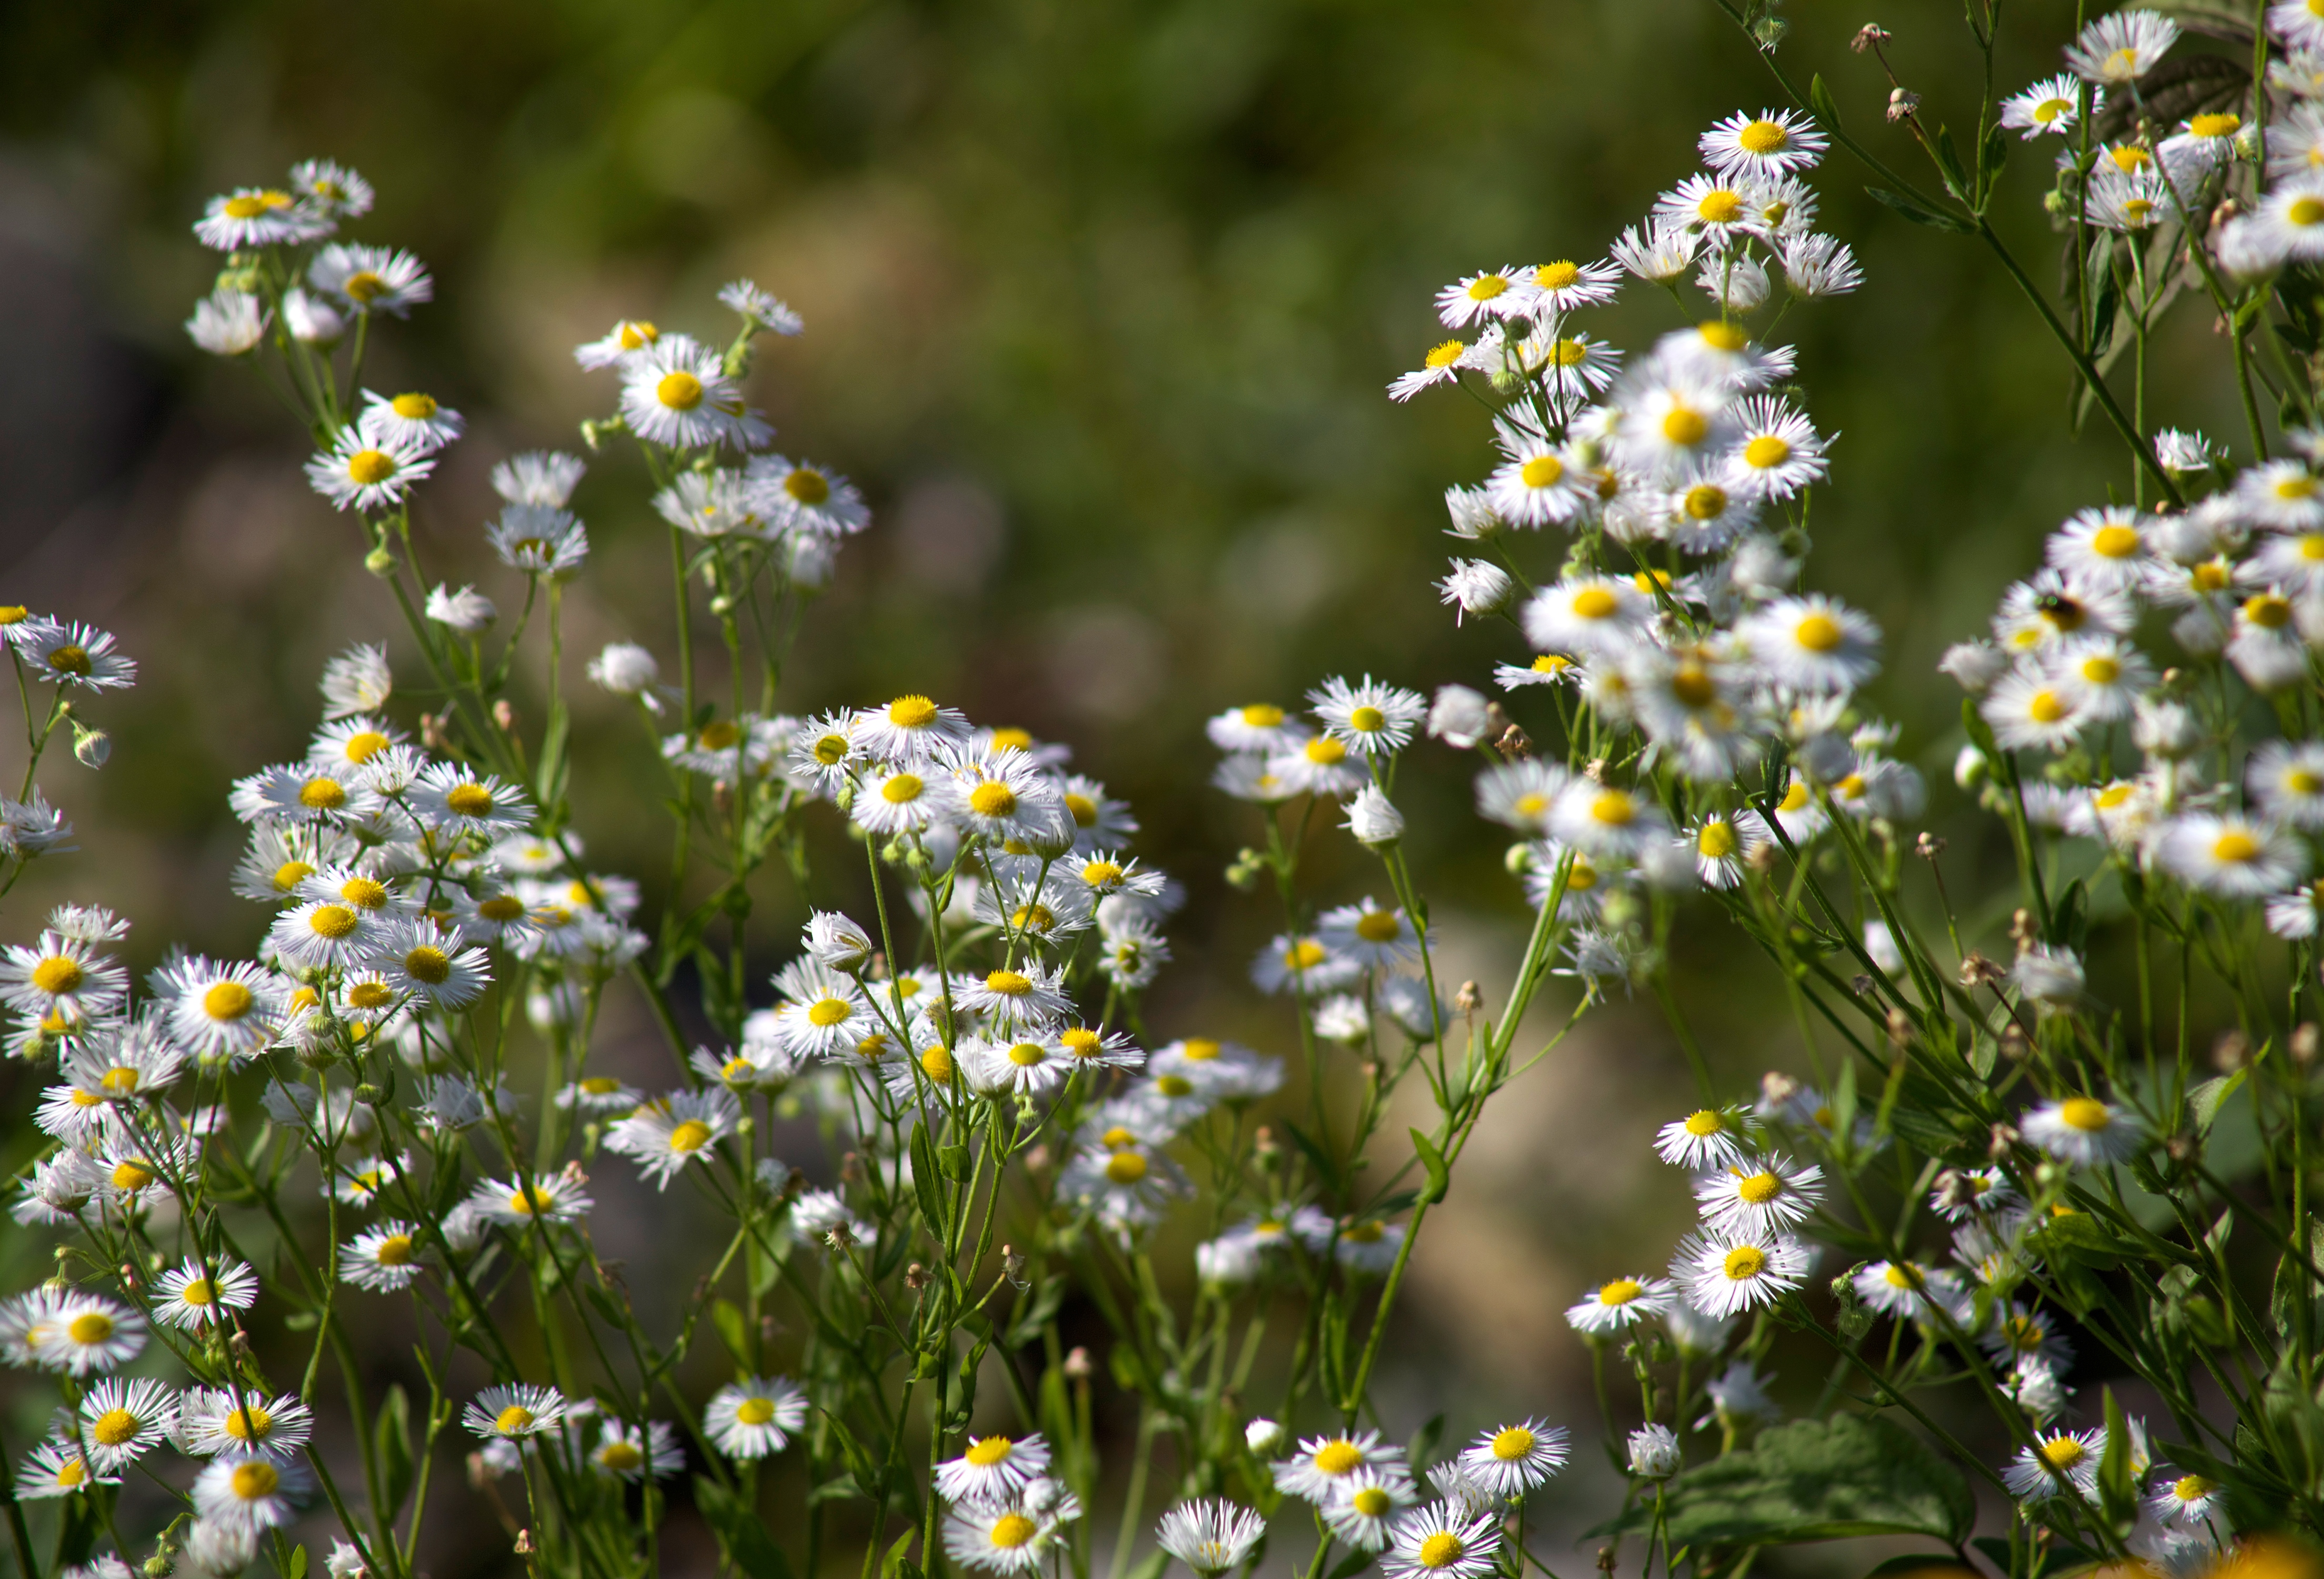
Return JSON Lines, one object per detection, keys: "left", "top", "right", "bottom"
{"left": 1063, "top": 1345, "right": 1093, "bottom": 1379}
{"left": 1915, "top": 832, "right": 1947, "bottom": 860}
{"left": 1584, "top": 757, "right": 1608, "bottom": 784}
{"left": 1001, "top": 1244, "right": 1027, "bottom": 1282}
{"left": 1597, "top": 1547, "right": 1620, "bottom": 1575}
{"left": 1851, "top": 23, "right": 1892, "bottom": 52}
{"left": 118, "top": 1262, "right": 139, "bottom": 1287}
{"left": 1999, "top": 1022, "right": 2031, "bottom": 1062}
{"left": 2213, "top": 1029, "right": 2251, "bottom": 1073}
{"left": 824, "top": 1222, "right": 857, "bottom": 1251}
{"left": 2295, "top": 1023, "right": 2320, "bottom": 1064}
{"left": 2165, "top": 1133, "right": 2198, "bottom": 1163}
{"left": 1959, "top": 952, "right": 2006, "bottom": 987}
{"left": 514, "top": 1531, "right": 534, "bottom": 1557}
{"left": 2008, "top": 908, "right": 2038, "bottom": 953}
{"left": 1887, "top": 87, "right": 1921, "bottom": 122}
{"left": 419, "top": 712, "right": 453, "bottom": 752}
{"left": 1497, "top": 723, "right": 1533, "bottom": 759}
{"left": 840, "top": 1151, "right": 865, "bottom": 1185}
{"left": 1931, "top": 1168, "right": 1974, "bottom": 1213}
{"left": 905, "top": 1262, "right": 929, "bottom": 1291}
{"left": 1886, "top": 1007, "right": 1914, "bottom": 1050}
{"left": 785, "top": 1166, "right": 808, "bottom": 1197}
{"left": 1454, "top": 980, "right": 1482, "bottom": 1015}
{"left": 1255, "top": 1125, "right": 1278, "bottom": 1157}
{"left": 1989, "top": 1121, "right": 2021, "bottom": 1161}
{"left": 1761, "top": 1070, "right": 1799, "bottom": 1106}
{"left": 493, "top": 699, "right": 517, "bottom": 732}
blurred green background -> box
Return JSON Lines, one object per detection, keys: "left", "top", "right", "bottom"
{"left": 0, "top": 0, "right": 2251, "bottom": 1571}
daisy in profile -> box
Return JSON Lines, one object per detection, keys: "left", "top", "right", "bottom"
{"left": 305, "top": 421, "right": 434, "bottom": 514}
{"left": 1434, "top": 267, "right": 1530, "bottom": 328}
{"left": 2249, "top": 740, "right": 2324, "bottom": 828}
{"left": 2156, "top": 813, "right": 2308, "bottom": 896}
{"left": 343, "top": 1222, "right": 424, "bottom": 1292}
{"left": 704, "top": 1377, "right": 807, "bottom": 1460}
{"left": 16, "top": 1435, "right": 113, "bottom": 1499}
{"left": 152, "top": 1258, "right": 257, "bottom": 1332}
{"left": 487, "top": 503, "right": 591, "bottom": 577}
{"left": 620, "top": 333, "right": 751, "bottom": 449}
{"left": 182, "top": 1390, "right": 313, "bottom": 1460}
{"left": 936, "top": 1433, "right": 1052, "bottom": 1503}
{"left": 2022, "top": 1095, "right": 2143, "bottom": 1166}
{"left": 1156, "top": 1500, "right": 1267, "bottom": 1577}
{"left": 15, "top": 622, "right": 136, "bottom": 692}
{"left": 1565, "top": 1274, "right": 1677, "bottom": 1334}
{"left": 1688, "top": 809, "right": 1771, "bottom": 888}
{"left": 2004, "top": 1427, "right": 2103, "bottom": 1501}
{"left": 942, "top": 1483, "right": 1081, "bottom": 1575}
{"left": 1388, "top": 338, "right": 1474, "bottom": 402}
{"left": 360, "top": 389, "right": 463, "bottom": 454}
{"left": 1457, "top": 1419, "right": 1568, "bottom": 1497}
{"left": 1267, "top": 735, "right": 1370, "bottom": 799}
{"left": 720, "top": 278, "right": 804, "bottom": 334}
{"left": 194, "top": 186, "right": 323, "bottom": 250}
{"left": 575, "top": 319, "right": 663, "bottom": 369}
{"left": 1272, "top": 1430, "right": 1404, "bottom": 1505}
{"left": 1317, "top": 900, "right": 1420, "bottom": 970}
{"left": 606, "top": 1089, "right": 739, "bottom": 1189}
{"left": 1655, "top": 1107, "right": 1754, "bottom": 1168}
{"left": 1379, "top": 1502, "right": 1502, "bottom": 1579}
{"left": 1670, "top": 1227, "right": 1811, "bottom": 1316}
{"left": 2065, "top": 8, "right": 2179, "bottom": 83}
{"left": 290, "top": 158, "right": 372, "bottom": 217}
{"left": 1205, "top": 703, "right": 1308, "bottom": 755}
{"left": 1523, "top": 576, "right": 1649, "bottom": 658}
{"left": 408, "top": 764, "right": 531, "bottom": 836}
{"left": 1850, "top": 1260, "right": 1967, "bottom": 1324}
{"left": 853, "top": 695, "right": 975, "bottom": 764}
{"left": 2001, "top": 74, "right": 2095, "bottom": 138}
{"left": 2254, "top": 177, "right": 2324, "bottom": 264}
{"left": 468, "top": 1170, "right": 593, "bottom": 1227}
{"left": 1520, "top": 256, "right": 1622, "bottom": 314}
{"left": 310, "top": 243, "right": 432, "bottom": 315}
{"left": 463, "top": 1384, "right": 567, "bottom": 1441}
{"left": 590, "top": 1420, "right": 683, "bottom": 1482}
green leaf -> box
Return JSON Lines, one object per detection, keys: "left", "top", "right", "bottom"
{"left": 1961, "top": 696, "right": 2000, "bottom": 759}
{"left": 1408, "top": 1128, "right": 1449, "bottom": 1206}
{"left": 375, "top": 1383, "right": 415, "bottom": 1524}
{"left": 879, "top": 1528, "right": 917, "bottom": 1579}
{"left": 2272, "top": 1217, "right": 2324, "bottom": 1347}
{"left": 1931, "top": 127, "right": 1970, "bottom": 199}
{"left": 1866, "top": 186, "right": 1975, "bottom": 234}
{"left": 534, "top": 698, "right": 570, "bottom": 813}
{"left": 1278, "top": 1120, "right": 1340, "bottom": 1194}
{"left": 696, "top": 1475, "right": 795, "bottom": 1579}
{"left": 910, "top": 1125, "right": 949, "bottom": 1242}
{"left": 2099, "top": 1387, "right": 2136, "bottom": 1524}
{"left": 1808, "top": 74, "right": 1845, "bottom": 132}
{"left": 1327, "top": 1551, "right": 1376, "bottom": 1579}
{"left": 2187, "top": 1070, "right": 2247, "bottom": 1136}
{"left": 284, "top": 1547, "right": 309, "bottom": 1579}
{"left": 713, "top": 1298, "right": 751, "bottom": 1368}
{"left": 1595, "top": 1414, "right": 1975, "bottom": 1546}
{"left": 1861, "top": 1557, "right": 1979, "bottom": 1579}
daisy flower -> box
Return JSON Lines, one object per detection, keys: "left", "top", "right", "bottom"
{"left": 1323, "top": 1473, "right": 1413, "bottom": 1551}
{"left": 1700, "top": 108, "right": 1827, "bottom": 176}
{"left": 1655, "top": 1107, "right": 1754, "bottom": 1168}
{"left": 2001, "top": 74, "right": 2095, "bottom": 137}
{"left": 153, "top": 957, "right": 286, "bottom": 1061}
{"left": 1694, "top": 1153, "right": 1825, "bottom": 1235}
{"left": 186, "top": 288, "right": 267, "bottom": 355}
{"left": 152, "top": 1258, "right": 257, "bottom": 1331}
{"left": 360, "top": 389, "right": 463, "bottom": 455}
{"left": 408, "top": 764, "right": 530, "bottom": 836}
{"left": 1721, "top": 398, "right": 1826, "bottom": 500}
{"left": 2250, "top": 741, "right": 2324, "bottom": 828}
{"left": 942, "top": 1485, "right": 1080, "bottom": 1575}
{"left": 1850, "top": 1260, "right": 1967, "bottom": 1323}
{"left": 2022, "top": 1096, "right": 2143, "bottom": 1166}
{"left": 720, "top": 278, "right": 804, "bottom": 334}
{"left": 1456, "top": 1419, "right": 1567, "bottom": 1498}
{"left": 937, "top": 1434, "right": 1053, "bottom": 1503}
{"left": 1434, "top": 267, "right": 1530, "bottom": 328}
{"left": 2047, "top": 635, "right": 2153, "bottom": 721}
{"left": 1267, "top": 735, "right": 1370, "bottom": 799}
{"left": 1565, "top": 1275, "right": 1676, "bottom": 1334}
{"left": 2004, "top": 1428, "right": 2103, "bottom": 1501}
{"left": 1249, "top": 934, "right": 1362, "bottom": 996}
{"left": 487, "top": 503, "right": 590, "bottom": 577}
{"left": 1389, "top": 338, "right": 1473, "bottom": 402}
{"left": 1670, "top": 1227, "right": 1811, "bottom": 1316}
{"left": 1549, "top": 781, "right": 1670, "bottom": 861}
{"left": 2065, "top": 9, "right": 2179, "bottom": 83}
{"left": 305, "top": 419, "right": 434, "bottom": 513}
{"left": 1521, "top": 256, "right": 1623, "bottom": 313}
{"left": 193, "top": 1454, "right": 314, "bottom": 1533}
{"left": 194, "top": 186, "right": 323, "bottom": 249}
{"left": 1688, "top": 809, "right": 1771, "bottom": 889}
{"left": 1379, "top": 1503, "right": 1502, "bottom": 1579}
{"left": 1609, "top": 222, "right": 1700, "bottom": 283}
{"left": 181, "top": 1390, "right": 313, "bottom": 1460}
{"left": 1317, "top": 899, "right": 1420, "bottom": 969}
{"left": 619, "top": 334, "right": 749, "bottom": 449}
{"left": 1205, "top": 703, "right": 1309, "bottom": 755}
{"left": 2253, "top": 178, "right": 2324, "bottom": 265}
{"left": 342, "top": 1222, "right": 424, "bottom": 1292}
{"left": 1272, "top": 1431, "right": 1405, "bottom": 1504}
{"left": 468, "top": 1170, "right": 593, "bottom": 1227}
{"left": 1980, "top": 669, "right": 2087, "bottom": 753}
{"left": 1310, "top": 676, "right": 1427, "bottom": 758}
{"left": 1484, "top": 435, "right": 1592, "bottom": 527}
{"left": 748, "top": 454, "right": 870, "bottom": 538}
{"left": 604, "top": 1088, "right": 739, "bottom": 1189}
{"left": 1524, "top": 576, "right": 1650, "bottom": 658}
{"left": 1156, "top": 1500, "right": 1268, "bottom": 1577}
{"left": 29, "top": 1294, "right": 141, "bottom": 1376}
{"left": 574, "top": 319, "right": 663, "bottom": 369}
{"left": 310, "top": 243, "right": 432, "bottom": 315}
{"left": 2149, "top": 1472, "right": 2227, "bottom": 1532}
{"left": 15, "top": 622, "right": 136, "bottom": 691}
{"left": 268, "top": 898, "right": 390, "bottom": 972}
{"left": 15, "top": 1435, "right": 113, "bottom": 1499}
{"left": 463, "top": 1384, "right": 567, "bottom": 1441}
{"left": 705, "top": 1377, "right": 807, "bottom": 1460}
{"left": 2156, "top": 813, "right": 2308, "bottom": 896}
{"left": 951, "top": 752, "right": 1066, "bottom": 844}
{"left": 78, "top": 1377, "right": 179, "bottom": 1471}
{"left": 1610, "top": 369, "right": 1735, "bottom": 482}
{"left": 376, "top": 919, "right": 490, "bottom": 1011}
{"left": 590, "top": 1420, "right": 683, "bottom": 1482}
{"left": 1740, "top": 595, "right": 1880, "bottom": 693}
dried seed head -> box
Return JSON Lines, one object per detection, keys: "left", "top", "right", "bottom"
{"left": 2009, "top": 909, "right": 2038, "bottom": 953}
{"left": 1989, "top": 1121, "right": 2021, "bottom": 1161}
{"left": 1851, "top": 24, "right": 1892, "bottom": 52}
{"left": 1915, "top": 831, "right": 1947, "bottom": 860}
{"left": 1959, "top": 952, "right": 2006, "bottom": 987}
{"left": 1886, "top": 1007, "right": 1914, "bottom": 1050}
{"left": 1454, "top": 980, "right": 1482, "bottom": 1015}
{"left": 905, "top": 1262, "right": 929, "bottom": 1291}
{"left": 1887, "top": 87, "right": 1921, "bottom": 122}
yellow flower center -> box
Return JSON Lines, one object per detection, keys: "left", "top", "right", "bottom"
{"left": 30, "top": 957, "right": 82, "bottom": 995}
{"left": 807, "top": 997, "right": 853, "bottom": 1027}
{"left": 1599, "top": 1278, "right": 1644, "bottom": 1305}
{"left": 1742, "top": 436, "right": 1791, "bottom": 472}
{"left": 90, "top": 1408, "right": 141, "bottom": 1446}
{"left": 2173, "top": 1474, "right": 2215, "bottom": 1501}
{"left": 2026, "top": 690, "right": 2067, "bottom": 725}
{"left": 1884, "top": 1263, "right": 1922, "bottom": 1289}
{"left": 735, "top": 1397, "right": 777, "bottom": 1426}
{"left": 2041, "top": 1436, "right": 2086, "bottom": 1469}
{"left": 390, "top": 393, "right": 437, "bottom": 420}
{"left": 1536, "top": 260, "right": 1581, "bottom": 291}
{"left": 619, "top": 322, "right": 658, "bottom": 349}
{"left": 375, "top": 1235, "right": 414, "bottom": 1266}
{"left": 1696, "top": 821, "right": 1736, "bottom": 859}
{"left": 920, "top": 1046, "right": 955, "bottom": 1081}
{"left": 2059, "top": 1097, "right": 2110, "bottom": 1132}
{"left": 2293, "top": 197, "right": 2324, "bottom": 228}
{"left": 1418, "top": 1534, "right": 1467, "bottom": 1570}
{"left": 231, "top": 1461, "right": 281, "bottom": 1500}
{"left": 112, "top": 1161, "right": 153, "bottom": 1191}
{"left": 989, "top": 1515, "right": 1038, "bottom": 1550}
{"left": 1521, "top": 455, "right": 1564, "bottom": 488}
{"left": 299, "top": 777, "right": 347, "bottom": 810}
{"left": 2213, "top": 831, "right": 2262, "bottom": 863}
{"left": 1735, "top": 1171, "right": 1782, "bottom": 1204}
{"left": 1465, "top": 275, "right": 1509, "bottom": 302}
{"left": 1737, "top": 118, "right": 1789, "bottom": 154}
{"left": 1355, "top": 912, "right": 1401, "bottom": 943}
{"left": 599, "top": 1441, "right": 644, "bottom": 1471}
{"left": 2191, "top": 113, "right": 2240, "bottom": 138}
{"left": 1352, "top": 1487, "right": 1392, "bottom": 1517}
{"left": 1684, "top": 483, "right": 1727, "bottom": 519}
{"left": 1698, "top": 319, "right": 1748, "bottom": 352}
{"left": 1239, "top": 704, "right": 1284, "bottom": 727}
{"left": 1778, "top": 782, "right": 1810, "bottom": 812}
{"left": 495, "top": 1406, "right": 536, "bottom": 1434}
{"left": 1684, "top": 1110, "right": 1724, "bottom": 1136}
{"left": 1305, "top": 737, "right": 1347, "bottom": 765}
{"left": 1424, "top": 341, "right": 1465, "bottom": 369}
{"left": 881, "top": 774, "right": 924, "bottom": 804}
{"left": 1313, "top": 1441, "right": 1364, "bottom": 1475}
{"left": 347, "top": 450, "right": 397, "bottom": 486}
{"left": 1722, "top": 1245, "right": 1768, "bottom": 1280}
{"left": 2247, "top": 595, "right": 2295, "bottom": 629}
{"left": 309, "top": 904, "right": 360, "bottom": 939}
{"left": 67, "top": 1312, "right": 113, "bottom": 1344}
{"left": 970, "top": 781, "right": 1017, "bottom": 817}
{"left": 445, "top": 783, "right": 495, "bottom": 817}
{"left": 224, "top": 1406, "right": 273, "bottom": 1441}
{"left": 986, "top": 970, "right": 1032, "bottom": 996}
{"left": 1661, "top": 407, "right": 1708, "bottom": 445}
{"left": 344, "top": 272, "right": 387, "bottom": 302}
{"left": 1008, "top": 1042, "right": 1047, "bottom": 1067}
{"left": 669, "top": 1119, "right": 713, "bottom": 1153}
{"left": 1491, "top": 1426, "right": 1537, "bottom": 1460}
{"left": 656, "top": 372, "right": 704, "bottom": 410}
{"left": 784, "top": 469, "right": 830, "bottom": 504}
{"left": 1589, "top": 790, "right": 1635, "bottom": 826}
{"left": 1696, "top": 190, "right": 1745, "bottom": 224}
{"left": 1104, "top": 1151, "right": 1149, "bottom": 1184}
{"left": 478, "top": 895, "right": 527, "bottom": 923}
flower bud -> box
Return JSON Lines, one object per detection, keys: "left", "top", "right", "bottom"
{"left": 1427, "top": 683, "right": 1492, "bottom": 748}
{"left": 589, "top": 642, "right": 661, "bottom": 697}
{"left": 1938, "top": 640, "right": 2008, "bottom": 694}
{"left": 1343, "top": 784, "right": 1404, "bottom": 847}
{"left": 1437, "top": 560, "right": 1515, "bottom": 623}
{"left": 1626, "top": 1424, "right": 1680, "bottom": 1479}
{"left": 71, "top": 723, "right": 109, "bottom": 769}
{"left": 1245, "top": 1417, "right": 1287, "bottom": 1454}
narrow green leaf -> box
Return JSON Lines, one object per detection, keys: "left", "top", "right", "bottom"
{"left": 375, "top": 1383, "right": 415, "bottom": 1523}
{"left": 1408, "top": 1128, "right": 1450, "bottom": 1206}
{"left": 1808, "top": 73, "right": 1845, "bottom": 132}
{"left": 1866, "top": 186, "right": 1975, "bottom": 234}
{"left": 712, "top": 1298, "right": 750, "bottom": 1368}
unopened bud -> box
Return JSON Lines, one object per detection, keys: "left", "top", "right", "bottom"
{"left": 1887, "top": 87, "right": 1921, "bottom": 122}
{"left": 905, "top": 1262, "right": 929, "bottom": 1291}
{"left": 2213, "top": 1030, "right": 2251, "bottom": 1072}
{"left": 2008, "top": 909, "right": 2038, "bottom": 953}
{"left": 1063, "top": 1345, "right": 1093, "bottom": 1379}
{"left": 2295, "top": 1023, "right": 2320, "bottom": 1064}
{"left": 1915, "top": 832, "right": 1946, "bottom": 860}
{"left": 1497, "top": 723, "right": 1533, "bottom": 759}
{"left": 514, "top": 1531, "right": 534, "bottom": 1557}
{"left": 364, "top": 546, "right": 399, "bottom": 577}
{"left": 1454, "top": 980, "right": 1481, "bottom": 1015}
{"left": 2165, "top": 1133, "right": 2198, "bottom": 1163}
{"left": 1999, "top": 1022, "right": 2031, "bottom": 1062}
{"left": 1989, "top": 1121, "right": 2020, "bottom": 1161}
{"left": 1761, "top": 1070, "right": 1799, "bottom": 1106}
{"left": 1851, "top": 24, "right": 1891, "bottom": 52}
{"left": 493, "top": 699, "right": 517, "bottom": 732}
{"left": 71, "top": 724, "right": 110, "bottom": 769}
